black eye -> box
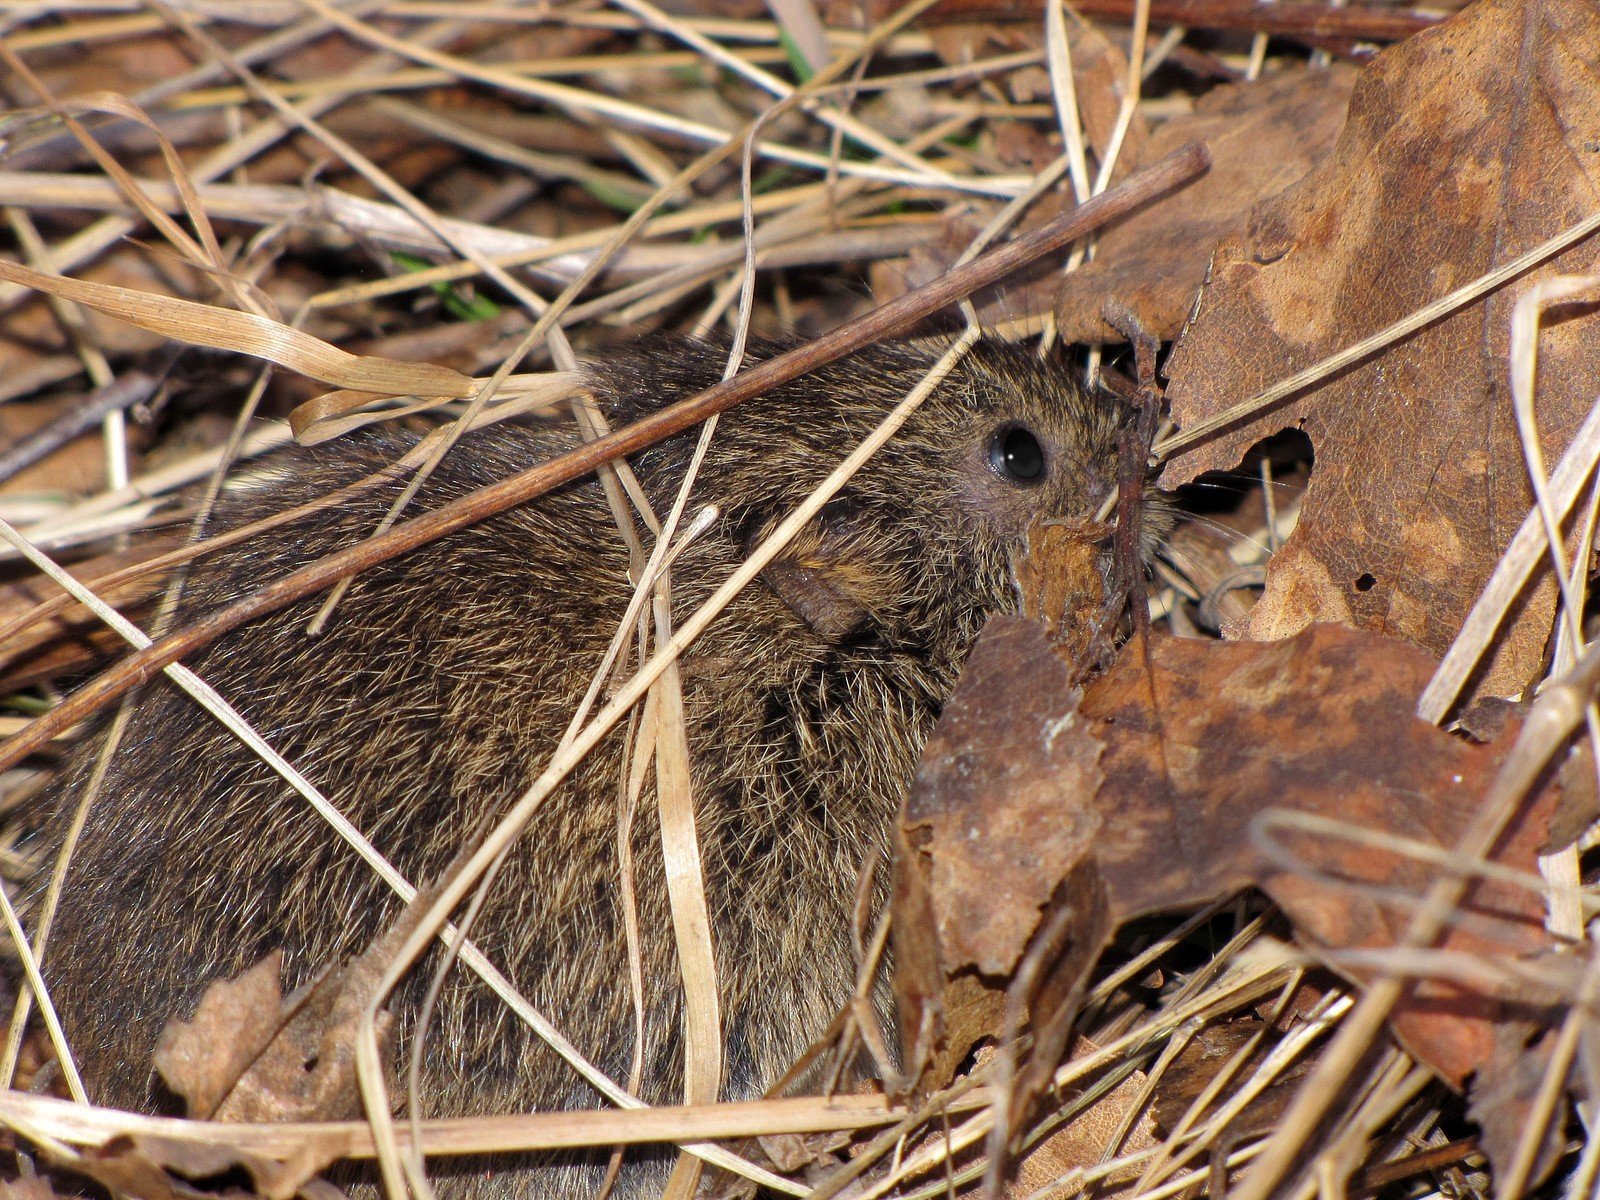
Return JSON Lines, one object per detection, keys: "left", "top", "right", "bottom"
{"left": 988, "top": 424, "right": 1045, "bottom": 484}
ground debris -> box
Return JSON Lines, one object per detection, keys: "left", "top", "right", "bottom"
{"left": 894, "top": 616, "right": 1571, "bottom": 1182}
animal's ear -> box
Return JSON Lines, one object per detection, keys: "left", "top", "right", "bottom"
{"left": 751, "top": 508, "right": 888, "bottom": 641}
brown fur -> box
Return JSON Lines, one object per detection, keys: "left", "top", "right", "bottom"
{"left": 37, "top": 336, "right": 1140, "bottom": 1198}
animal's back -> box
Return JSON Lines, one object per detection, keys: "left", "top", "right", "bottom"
{"left": 39, "top": 349, "right": 936, "bottom": 1197}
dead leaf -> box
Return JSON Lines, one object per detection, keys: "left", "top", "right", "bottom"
{"left": 894, "top": 616, "right": 1564, "bottom": 1169}
{"left": 756, "top": 1132, "right": 813, "bottom": 1174}
{"left": 1161, "top": 0, "right": 1600, "bottom": 702}
{"left": 154, "top": 952, "right": 290, "bottom": 1121}
{"left": 901, "top": 618, "right": 1105, "bottom": 984}
{"left": 1015, "top": 516, "right": 1113, "bottom": 665}
{"left": 1467, "top": 1021, "right": 1568, "bottom": 1188}
{"left": 1055, "top": 64, "right": 1357, "bottom": 341}
{"left": 72, "top": 1137, "right": 214, "bottom": 1200}
{"left": 209, "top": 949, "right": 396, "bottom": 1129}
{"left": 1149, "top": 1019, "right": 1311, "bottom": 1138}
{"left": 145, "top": 875, "right": 448, "bottom": 1196}
{"left": 1009, "top": 1037, "right": 1160, "bottom": 1196}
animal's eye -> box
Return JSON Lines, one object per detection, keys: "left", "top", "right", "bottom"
{"left": 988, "top": 424, "right": 1045, "bottom": 484}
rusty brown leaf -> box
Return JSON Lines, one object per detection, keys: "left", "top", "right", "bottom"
{"left": 1466, "top": 1021, "right": 1568, "bottom": 1187}
{"left": 1162, "top": 0, "right": 1600, "bottom": 701}
{"left": 57, "top": 1132, "right": 331, "bottom": 1200}
{"left": 1015, "top": 517, "right": 1113, "bottom": 664}
{"left": 70, "top": 1137, "right": 217, "bottom": 1200}
{"left": 1055, "top": 63, "right": 1357, "bottom": 342}
{"left": 894, "top": 616, "right": 1564, "bottom": 1168}
{"left": 902, "top": 618, "right": 1105, "bottom": 981}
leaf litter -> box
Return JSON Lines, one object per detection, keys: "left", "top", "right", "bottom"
{"left": 0, "top": 0, "right": 1598, "bottom": 1198}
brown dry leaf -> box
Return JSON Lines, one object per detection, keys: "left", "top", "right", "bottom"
{"left": 894, "top": 616, "right": 1562, "bottom": 1162}
{"left": 210, "top": 940, "right": 398, "bottom": 1127}
{"left": 71, "top": 1137, "right": 217, "bottom": 1200}
{"left": 67, "top": 1132, "right": 315, "bottom": 1200}
{"left": 1466, "top": 1021, "right": 1568, "bottom": 1186}
{"left": 1161, "top": 0, "right": 1600, "bottom": 701}
{"left": 147, "top": 886, "right": 426, "bottom": 1195}
{"left": 1149, "top": 1019, "right": 1311, "bottom": 1138}
{"left": 894, "top": 521, "right": 1112, "bottom": 1085}
{"left": 154, "top": 951, "right": 289, "bottom": 1121}
{"left": 1015, "top": 516, "right": 1113, "bottom": 666}
{"left": 899, "top": 617, "right": 1104, "bottom": 984}
{"left": 1055, "top": 64, "right": 1358, "bottom": 341}
{"left": 1009, "top": 1037, "right": 1160, "bottom": 1196}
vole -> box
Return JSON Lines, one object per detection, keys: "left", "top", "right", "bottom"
{"left": 35, "top": 336, "right": 1151, "bottom": 1198}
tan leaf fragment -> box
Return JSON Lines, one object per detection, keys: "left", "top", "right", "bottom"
{"left": 153, "top": 951, "right": 289, "bottom": 1122}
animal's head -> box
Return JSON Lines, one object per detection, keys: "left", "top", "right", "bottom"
{"left": 597, "top": 337, "right": 1165, "bottom": 658}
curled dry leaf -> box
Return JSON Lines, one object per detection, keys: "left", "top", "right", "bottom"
{"left": 1162, "top": 0, "right": 1600, "bottom": 702}
{"left": 149, "top": 948, "right": 371, "bottom": 1199}
{"left": 894, "top": 616, "right": 1564, "bottom": 1172}
{"left": 1055, "top": 63, "right": 1358, "bottom": 342}
{"left": 1009, "top": 1037, "right": 1160, "bottom": 1194}
{"left": 71, "top": 1137, "right": 217, "bottom": 1200}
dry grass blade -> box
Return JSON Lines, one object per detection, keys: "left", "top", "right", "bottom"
{"left": 0, "top": 257, "right": 474, "bottom": 398}
{"left": 0, "top": 1088, "right": 953, "bottom": 1159}
{"left": 1418, "top": 392, "right": 1600, "bottom": 722}
{"left": 287, "top": 372, "right": 586, "bottom": 445}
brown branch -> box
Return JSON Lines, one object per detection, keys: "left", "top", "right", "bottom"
{"left": 908, "top": 0, "right": 1443, "bottom": 41}
{"left": 0, "top": 141, "right": 1208, "bottom": 774}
